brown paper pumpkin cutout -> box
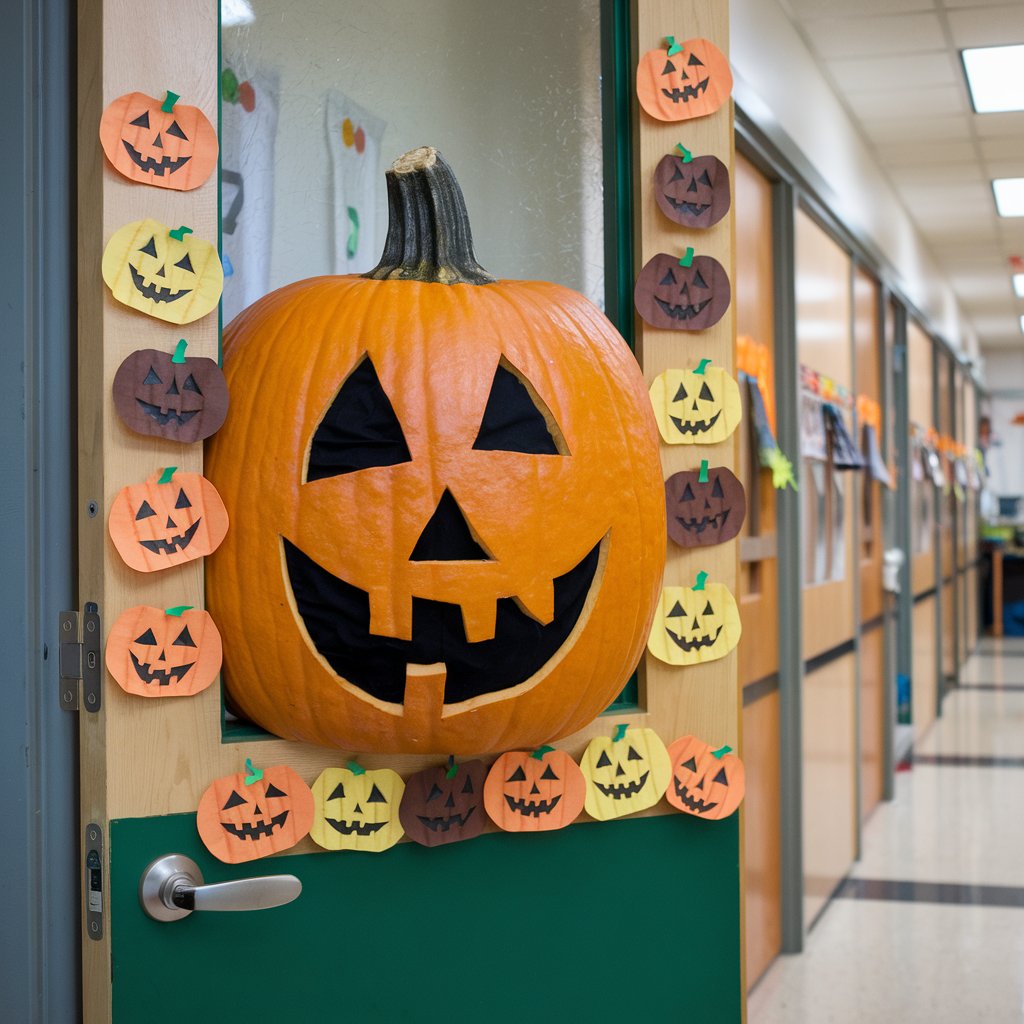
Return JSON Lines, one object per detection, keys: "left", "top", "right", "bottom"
{"left": 99, "top": 91, "right": 218, "bottom": 190}
{"left": 104, "top": 604, "right": 221, "bottom": 698}
{"left": 665, "top": 465, "right": 745, "bottom": 548}
{"left": 665, "top": 736, "right": 745, "bottom": 820}
{"left": 654, "top": 152, "right": 730, "bottom": 229}
{"left": 112, "top": 341, "right": 229, "bottom": 443}
{"left": 108, "top": 468, "right": 229, "bottom": 572}
{"left": 634, "top": 251, "right": 730, "bottom": 331}
{"left": 196, "top": 763, "right": 314, "bottom": 864}
{"left": 636, "top": 36, "right": 733, "bottom": 122}
{"left": 398, "top": 759, "right": 487, "bottom": 847}
{"left": 580, "top": 725, "right": 671, "bottom": 821}
{"left": 309, "top": 764, "right": 405, "bottom": 853}
{"left": 483, "top": 746, "right": 586, "bottom": 833}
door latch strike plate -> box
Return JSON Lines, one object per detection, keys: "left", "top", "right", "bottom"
{"left": 85, "top": 823, "right": 103, "bottom": 940}
{"left": 59, "top": 602, "right": 101, "bottom": 713}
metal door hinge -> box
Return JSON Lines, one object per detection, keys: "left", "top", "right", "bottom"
{"left": 59, "top": 602, "right": 101, "bottom": 712}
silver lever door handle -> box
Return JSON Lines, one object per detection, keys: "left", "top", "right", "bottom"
{"left": 139, "top": 853, "right": 302, "bottom": 922}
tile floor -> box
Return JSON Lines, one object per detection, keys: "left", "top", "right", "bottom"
{"left": 749, "top": 636, "right": 1024, "bottom": 1023}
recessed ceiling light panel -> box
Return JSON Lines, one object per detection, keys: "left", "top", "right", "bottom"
{"left": 962, "top": 45, "right": 1024, "bottom": 113}
{"left": 1014, "top": 274, "right": 1024, "bottom": 298}
{"left": 993, "top": 179, "right": 1024, "bottom": 217}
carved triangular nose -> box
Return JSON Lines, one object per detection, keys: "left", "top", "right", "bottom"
{"left": 409, "top": 488, "right": 493, "bottom": 562}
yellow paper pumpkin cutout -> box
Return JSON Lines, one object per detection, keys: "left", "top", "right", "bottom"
{"left": 580, "top": 725, "right": 671, "bottom": 821}
{"left": 310, "top": 765, "right": 406, "bottom": 853}
{"left": 647, "top": 579, "right": 742, "bottom": 666}
{"left": 102, "top": 218, "right": 223, "bottom": 325}
{"left": 649, "top": 364, "right": 742, "bottom": 445}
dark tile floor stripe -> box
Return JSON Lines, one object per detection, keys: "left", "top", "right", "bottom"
{"left": 956, "top": 682, "right": 1024, "bottom": 692}
{"left": 836, "top": 877, "right": 1024, "bottom": 909}
{"left": 911, "top": 753, "right": 1024, "bottom": 768}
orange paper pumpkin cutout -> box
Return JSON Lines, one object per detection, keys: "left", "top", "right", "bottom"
{"left": 108, "top": 468, "right": 229, "bottom": 573}
{"left": 665, "top": 736, "right": 745, "bottom": 820}
{"left": 99, "top": 91, "right": 218, "bottom": 190}
{"left": 197, "top": 764, "right": 314, "bottom": 864}
{"left": 636, "top": 36, "right": 733, "bottom": 122}
{"left": 105, "top": 604, "right": 221, "bottom": 698}
{"left": 483, "top": 746, "right": 586, "bottom": 833}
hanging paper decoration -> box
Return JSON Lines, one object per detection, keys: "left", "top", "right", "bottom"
{"left": 309, "top": 763, "right": 406, "bottom": 853}
{"left": 635, "top": 36, "right": 733, "bottom": 122}
{"left": 104, "top": 604, "right": 221, "bottom": 698}
{"left": 99, "top": 90, "right": 218, "bottom": 190}
{"left": 664, "top": 464, "right": 746, "bottom": 548}
{"left": 483, "top": 747, "right": 587, "bottom": 833}
{"left": 196, "top": 762, "right": 314, "bottom": 864}
{"left": 649, "top": 362, "right": 742, "bottom": 445}
{"left": 653, "top": 149, "right": 730, "bottom": 229}
{"left": 823, "top": 403, "right": 865, "bottom": 470}
{"left": 102, "top": 219, "right": 224, "bottom": 325}
{"left": 664, "top": 736, "right": 745, "bottom": 820}
{"left": 856, "top": 395, "right": 890, "bottom": 486}
{"left": 398, "top": 758, "right": 487, "bottom": 847}
{"left": 737, "top": 336, "right": 775, "bottom": 435}
{"left": 742, "top": 372, "right": 797, "bottom": 491}
{"left": 108, "top": 468, "right": 229, "bottom": 572}
{"left": 581, "top": 724, "right": 671, "bottom": 821}
{"left": 112, "top": 340, "right": 229, "bottom": 443}
{"left": 634, "top": 249, "right": 731, "bottom": 330}
{"left": 647, "top": 572, "right": 742, "bottom": 666}
{"left": 799, "top": 390, "right": 827, "bottom": 461}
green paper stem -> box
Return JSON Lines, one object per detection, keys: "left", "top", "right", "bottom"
{"left": 169, "top": 226, "right": 193, "bottom": 242}
{"left": 693, "top": 570, "right": 708, "bottom": 592}
{"left": 530, "top": 745, "right": 555, "bottom": 761}
{"left": 612, "top": 723, "right": 629, "bottom": 742}
{"left": 165, "top": 605, "right": 193, "bottom": 617}
{"left": 445, "top": 755, "right": 458, "bottom": 779}
{"left": 161, "top": 90, "right": 179, "bottom": 113}
{"left": 172, "top": 339, "right": 188, "bottom": 364}
{"left": 158, "top": 466, "right": 176, "bottom": 484}
{"left": 694, "top": 358, "right": 711, "bottom": 375}
{"left": 346, "top": 760, "right": 366, "bottom": 776}
{"left": 665, "top": 35, "right": 683, "bottom": 56}
{"left": 711, "top": 745, "right": 733, "bottom": 759}
{"left": 244, "top": 758, "right": 263, "bottom": 785}
{"left": 699, "top": 459, "right": 709, "bottom": 483}
{"left": 675, "top": 143, "right": 693, "bottom": 163}
{"left": 678, "top": 246, "right": 695, "bottom": 268}
{"left": 221, "top": 68, "right": 240, "bottom": 104}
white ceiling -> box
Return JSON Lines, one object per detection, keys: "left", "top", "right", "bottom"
{"left": 777, "top": 0, "right": 1024, "bottom": 352}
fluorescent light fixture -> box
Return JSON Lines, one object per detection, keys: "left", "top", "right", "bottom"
{"left": 962, "top": 45, "right": 1024, "bottom": 113}
{"left": 1014, "top": 274, "right": 1024, "bottom": 298}
{"left": 1020, "top": 314, "right": 1024, "bottom": 334}
{"left": 221, "top": 0, "right": 254, "bottom": 27}
{"left": 993, "top": 178, "right": 1024, "bottom": 217}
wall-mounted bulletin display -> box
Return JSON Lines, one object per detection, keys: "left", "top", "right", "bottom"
{"left": 654, "top": 146, "right": 731, "bottom": 229}
{"left": 649, "top": 362, "right": 743, "bottom": 445}
{"left": 634, "top": 247, "right": 731, "bottom": 330}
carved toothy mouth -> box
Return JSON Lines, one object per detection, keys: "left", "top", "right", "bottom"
{"left": 138, "top": 519, "right": 202, "bottom": 554}
{"left": 135, "top": 399, "right": 200, "bottom": 427}
{"left": 674, "top": 779, "right": 718, "bottom": 814}
{"left": 130, "top": 652, "right": 195, "bottom": 686}
{"left": 654, "top": 297, "right": 711, "bottom": 321}
{"left": 675, "top": 509, "right": 729, "bottom": 535}
{"left": 221, "top": 810, "right": 289, "bottom": 841}
{"left": 669, "top": 411, "right": 722, "bottom": 436}
{"left": 129, "top": 265, "right": 192, "bottom": 304}
{"left": 327, "top": 818, "right": 387, "bottom": 836}
{"left": 594, "top": 771, "right": 649, "bottom": 799}
{"left": 121, "top": 139, "right": 193, "bottom": 176}
{"left": 504, "top": 794, "right": 561, "bottom": 817}
{"left": 666, "top": 625, "right": 723, "bottom": 652}
{"left": 665, "top": 197, "right": 710, "bottom": 216}
{"left": 661, "top": 79, "right": 710, "bottom": 103}
{"left": 416, "top": 807, "right": 476, "bottom": 832}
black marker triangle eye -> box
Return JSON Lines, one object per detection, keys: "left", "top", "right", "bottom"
{"left": 143, "top": 367, "right": 161, "bottom": 386}
{"left": 699, "top": 170, "right": 712, "bottom": 186}
{"left": 713, "top": 768, "right": 728, "bottom": 785}
{"left": 135, "top": 628, "right": 158, "bottom": 645}
{"left": 682, "top": 757, "right": 698, "bottom": 772}
{"left": 670, "top": 167, "right": 684, "bottom": 181}
{"left": 173, "top": 626, "right": 196, "bottom": 647}
{"left": 673, "top": 383, "right": 688, "bottom": 402}
{"left": 135, "top": 501, "right": 156, "bottom": 520}
{"left": 662, "top": 60, "right": 676, "bottom": 74}
{"left": 507, "top": 766, "right": 527, "bottom": 783}
{"left": 699, "top": 382, "right": 714, "bottom": 401}
{"left": 222, "top": 790, "right": 247, "bottom": 809}
{"left": 688, "top": 53, "right": 704, "bottom": 66}
{"left": 668, "top": 601, "right": 685, "bottom": 617}
{"left": 129, "top": 111, "right": 150, "bottom": 128}
{"left": 264, "top": 782, "right": 287, "bottom": 798}
{"left": 596, "top": 751, "right": 612, "bottom": 769}
{"left": 627, "top": 746, "right": 643, "bottom": 761}
{"left": 175, "top": 488, "right": 191, "bottom": 509}
{"left": 182, "top": 374, "right": 202, "bottom": 394}
{"left": 462, "top": 776, "right": 474, "bottom": 794}
{"left": 174, "top": 253, "right": 194, "bottom": 273}
{"left": 166, "top": 120, "right": 188, "bottom": 140}
{"left": 328, "top": 783, "right": 345, "bottom": 801}
{"left": 427, "top": 784, "right": 443, "bottom": 801}
{"left": 693, "top": 270, "right": 708, "bottom": 289}
{"left": 367, "top": 784, "right": 387, "bottom": 803}
{"left": 140, "top": 236, "right": 158, "bottom": 259}
{"left": 704, "top": 601, "right": 715, "bottom": 615}
{"left": 682, "top": 483, "right": 695, "bottom": 501}
{"left": 660, "top": 269, "right": 677, "bottom": 286}
{"left": 540, "top": 765, "right": 559, "bottom": 781}
{"left": 473, "top": 359, "right": 565, "bottom": 456}
{"left": 712, "top": 477, "right": 725, "bottom": 498}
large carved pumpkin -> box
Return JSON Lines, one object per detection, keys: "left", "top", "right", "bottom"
{"left": 206, "top": 147, "right": 665, "bottom": 754}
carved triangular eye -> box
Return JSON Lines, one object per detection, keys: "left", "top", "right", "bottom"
{"left": 713, "top": 767, "right": 728, "bottom": 785}
{"left": 174, "top": 252, "right": 195, "bottom": 273}
{"left": 627, "top": 746, "right": 643, "bottom": 761}
{"left": 699, "top": 382, "right": 714, "bottom": 401}
{"left": 427, "top": 784, "right": 443, "bottom": 801}
{"left": 670, "top": 167, "right": 684, "bottom": 181}
{"left": 673, "top": 383, "right": 688, "bottom": 402}
{"left": 682, "top": 483, "right": 695, "bottom": 501}
{"left": 660, "top": 268, "right": 677, "bottom": 286}
{"left": 699, "top": 170, "right": 712, "bottom": 186}
{"left": 222, "top": 790, "right": 247, "bottom": 809}
{"left": 668, "top": 601, "right": 685, "bottom": 617}
{"left": 687, "top": 178, "right": 699, "bottom": 194}
{"left": 182, "top": 374, "right": 202, "bottom": 394}
{"left": 473, "top": 358, "right": 567, "bottom": 455}
{"left": 703, "top": 601, "right": 715, "bottom": 615}
{"left": 143, "top": 367, "right": 161, "bottom": 386}
{"left": 712, "top": 477, "right": 724, "bottom": 498}
{"left": 129, "top": 111, "right": 150, "bottom": 128}
{"left": 681, "top": 757, "right": 698, "bottom": 772}
{"left": 265, "top": 782, "right": 287, "bottom": 798}
{"left": 662, "top": 60, "right": 676, "bottom": 74}
{"left": 693, "top": 270, "right": 709, "bottom": 289}
{"left": 367, "top": 784, "right": 387, "bottom": 803}
{"left": 328, "top": 783, "right": 346, "bottom": 801}
{"left": 688, "top": 53, "right": 704, "bottom": 66}
{"left": 540, "top": 765, "right": 559, "bottom": 780}
{"left": 165, "top": 120, "right": 188, "bottom": 141}
{"left": 135, "top": 628, "right": 158, "bottom": 645}
{"left": 175, "top": 488, "right": 191, "bottom": 509}
{"left": 596, "top": 750, "right": 612, "bottom": 768}
{"left": 139, "top": 236, "right": 158, "bottom": 259}
{"left": 462, "top": 775, "right": 474, "bottom": 794}
{"left": 307, "top": 355, "right": 412, "bottom": 481}
{"left": 172, "top": 626, "right": 196, "bottom": 648}
{"left": 136, "top": 501, "right": 156, "bottom": 520}
{"left": 507, "top": 766, "right": 527, "bottom": 783}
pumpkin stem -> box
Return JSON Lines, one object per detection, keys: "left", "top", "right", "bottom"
{"left": 699, "top": 459, "right": 709, "bottom": 483}
{"left": 612, "top": 723, "right": 629, "bottom": 742}
{"left": 364, "top": 147, "right": 496, "bottom": 286}
{"left": 445, "top": 755, "right": 458, "bottom": 779}
{"left": 165, "top": 605, "right": 193, "bottom": 617}
{"left": 711, "top": 745, "right": 733, "bottom": 759}
{"left": 244, "top": 758, "right": 263, "bottom": 785}
{"left": 693, "top": 570, "right": 708, "bottom": 591}
{"left": 347, "top": 759, "right": 366, "bottom": 776}
{"left": 172, "top": 339, "right": 188, "bottom": 364}
{"left": 161, "top": 90, "right": 179, "bottom": 113}
{"left": 530, "top": 745, "right": 555, "bottom": 761}
{"left": 158, "top": 466, "right": 177, "bottom": 484}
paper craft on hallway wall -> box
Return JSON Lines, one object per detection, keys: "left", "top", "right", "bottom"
{"left": 483, "top": 747, "right": 586, "bottom": 833}
{"left": 634, "top": 249, "right": 731, "bottom": 330}
{"left": 399, "top": 758, "right": 487, "bottom": 847}
{"left": 636, "top": 36, "right": 733, "bottom": 122}
{"left": 197, "top": 762, "right": 314, "bottom": 864}
{"left": 580, "top": 724, "right": 671, "bottom": 821}
{"left": 654, "top": 148, "right": 730, "bottom": 229}
{"left": 647, "top": 573, "right": 742, "bottom": 667}
{"left": 800, "top": 389, "right": 828, "bottom": 461}
{"left": 743, "top": 372, "right": 797, "bottom": 491}
{"left": 112, "top": 340, "right": 228, "bottom": 443}
{"left": 310, "top": 763, "right": 406, "bottom": 853}
{"left": 99, "top": 90, "right": 218, "bottom": 190}
{"left": 823, "top": 403, "right": 865, "bottom": 470}
{"left": 664, "top": 463, "right": 746, "bottom": 548}
{"left": 104, "top": 604, "right": 221, "bottom": 698}
{"left": 102, "top": 219, "right": 224, "bottom": 325}
{"left": 108, "top": 467, "right": 229, "bottom": 573}
{"left": 649, "top": 362, "right": 742, "bottom": 445}
{"left": 665, "top": 736, "right": 745, "bottom": 820}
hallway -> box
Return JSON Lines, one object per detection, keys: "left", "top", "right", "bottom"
{"left": 750, "top": 637, "right": 1024, "bottom": 1023}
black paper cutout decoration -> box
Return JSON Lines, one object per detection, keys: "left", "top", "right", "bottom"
{"left": 472, "top": 359, "right": 565, "bottom": 455}
{"left": 409, "top": 489, "right": 493, "bottom": 562}
{"left": 823, "top": 403, "right": 864, "bottom": 470}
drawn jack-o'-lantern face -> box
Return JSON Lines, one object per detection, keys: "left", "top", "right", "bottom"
{"left": 634, "top": 252, "right": 731, "bottom": 331}
{"left": 399, "top": 760, "right": 487, "bottom": 847}
{"left": 654, "top": 153, "right": 730, "bottom": 229}
{"left": 105, "top": 604, "right": 222, "bottom": 698}
{"left": 580, "top": 725, "right": 671, "bottom": 821}
{"left": 636, "top": 37, "right": 733, "bottom": 122}
{"left": 647, "top": 581, "right": 742, "bottom": 666}
{"left": 665, "top": 736, "right": 745, "bottom": 820}
{"left": 665, "top": 466, "right": 746, "bottom": 548}
{"left": 649, "top": 366, "right": 742, "bottom": 445}
{"left": 483, "top": 747, "right": 586, "bottom": 832}
{"left": 99, "top": 91, "right": 218, "bottom": 190}
{"left": 196, "top": 765, "right": 314, "bottom": 864}
{"left": 310, "top": 764, "right": 405, "bottom": 853}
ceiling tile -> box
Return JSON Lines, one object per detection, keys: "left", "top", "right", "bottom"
{"left": 875, "top": 139, "right": 977, "bottom": 163}
{"left": 972, "top": 110, "right": 1024, "bottom": 137}
{"left": 979, "top": 136, "right": 1024, "bottom": 160}
{"left": 888, "top": 162, "right": 981, "bottom": 185}
{"left": 784, "top": 0, "right": 936, "bottom": 14}
{"left": 829, "top": 51, "right": 960, "bottom": 93}
{"left": 946, "top": 4, "right": 1024, "bottom": 47}
{"left": 845, "top": 84, "right": 968, "bottom": 119}
{"left": 801, "top": 12, "right": 946, "bottom": 57}
{"left": 858, "top": 112, "right": 972, "bottom": 143}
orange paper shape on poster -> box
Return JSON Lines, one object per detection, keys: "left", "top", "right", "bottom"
{"left": 99, "top": 91, "right": 218, "bottom": 190}
{"left": 636, "top": 36, "right": 733, "bottom": 122}
{"left": 737, "top": 335, "right": 776, "bottom": 435}
{"left": 483, "top": 747, "right": 587, "bottom": 833}
{"left": 105, "top": 604, "right": 221, "bottom": 698}
{"left": 665, "top": 735, "right": 745, "bottom": 820}
{"left": 197, "top": 764, "right": 314, "bottom": 864}
{"left": 108, "top": 468, "right": 229, "bottom": 573}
